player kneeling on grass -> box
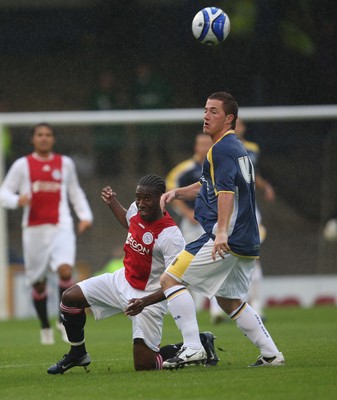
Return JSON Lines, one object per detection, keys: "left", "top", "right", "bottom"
{"left": 48, "top": 175, "right": 218, "bottom": 374}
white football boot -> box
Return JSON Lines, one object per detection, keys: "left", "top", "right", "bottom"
{"left": 249, "top": 352, "right": 285, "bottom": 367}
{"left": 163, "top": 346, "right": 207, "bottom": 369}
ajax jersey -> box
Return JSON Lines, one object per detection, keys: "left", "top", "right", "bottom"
{"left": 124, "top": 202, "right": 185, "bottom": 291}
{"left": 27, "top": 154, "right": 62, "bottom": 225}
{"left": 0, "top": 152, "right": 93, "bottom": 228}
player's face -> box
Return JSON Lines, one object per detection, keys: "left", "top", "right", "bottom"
{"left": 31, "top": 126, "right": 55, "bottom": 155}
{"left": 135, "top": 186, "right": 162, "bottom": 222}
{"left": 203, "top": 99, "right": 233, "bottom": 141}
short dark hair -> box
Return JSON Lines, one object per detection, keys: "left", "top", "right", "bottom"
{"left": 30, "top": 122, "right": 54, "bottom": 136}
{"left": 138, "top": 175, "right": 166, "bottom": 195}
{"left": 208, "top": 91, "right": 238, "bottom": 129}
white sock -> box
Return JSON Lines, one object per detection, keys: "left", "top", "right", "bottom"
{"left": 164, "top": 285, "right": 202, "bottom": 350}
{"left": 231, "top": 302, "right": 279, "bottom": 357}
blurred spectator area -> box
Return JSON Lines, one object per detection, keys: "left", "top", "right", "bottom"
{"left": 1, "top": 2, "right": 337, "bottom": 276}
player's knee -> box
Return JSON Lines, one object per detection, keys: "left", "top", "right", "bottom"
{"left": 61, "top": 284, "right": 84, "bottom": 307}
{"left": 61, "top": 287, "right": 72, "bottom": 305}
{"left": 160, "top": 272, "right": 172, "bottom": 290}
{"left": 217, "top": 297, "right": 243, "bottom": 315}
{"left": 58, "top": 264, "right": 72, "bottom": 281}
{"left": 33, "top": 280, "right": 46, "bottom": 294}
{"left": 160, "top": 272, "right": 177, "bottom": 291}
{"left": 134, "top": 358, "right": 156, "bottom": 371}
{"left": 133, "top": 339, "right": 156, "bottom": 371}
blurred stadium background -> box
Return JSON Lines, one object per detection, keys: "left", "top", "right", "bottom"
{"left": 1, "top": 1, "right": 337, "bottom": 318}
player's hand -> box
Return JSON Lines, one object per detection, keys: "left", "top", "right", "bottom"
{"left": 17, "top": 194, "right": 30, "bottom": 207}
{"left": 160, "top": 190, "right": 177, "bottom": 210}
{"left": 78, "top": 220, "right": 92, "bottom": 234}
{"left": 125, "top": 298, "right": 145, "bottom": 316}
{"left": 101, "top": 186, "right": 117, "bottom": 205}
{"left": 212, "top": 231, "right": 230, "bottom": 261}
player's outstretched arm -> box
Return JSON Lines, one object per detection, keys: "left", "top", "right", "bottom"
{"left": 101, "top": 186, "right": 128, "bottom": 229}
{"left": 160, "top": 182, "right": 201, "bottom": 210}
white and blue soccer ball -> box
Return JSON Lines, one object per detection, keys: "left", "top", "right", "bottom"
{"left": 192, "top": 7, "right": 230, "bottom": 45}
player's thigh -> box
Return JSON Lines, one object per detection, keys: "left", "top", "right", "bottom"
{"left": 132, "top": 302, "right": 166, "bottom": 353}
{"left": 216, "top": 258, "right": 256, "bottom": 299}
{"left": 23, "top": 226, "right": 55, "bottom": 283}
{"left": 78, "top": 270, "right": 128, "bottom": 320}
{"left": 49, "top": 227, "right": 76, "bottom": 271}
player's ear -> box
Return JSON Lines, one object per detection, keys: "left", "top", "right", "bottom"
{"left": 226, "top": 114, "right": 234, "bottom": 124}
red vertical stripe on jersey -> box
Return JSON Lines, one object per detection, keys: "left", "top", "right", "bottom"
{"left": 27, "top": 154, "right": 62, "bottom": 226}
{"left": 123, "top": 212, "right": 177, "bottom": 290}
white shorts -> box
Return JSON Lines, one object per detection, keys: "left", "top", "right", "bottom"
{"left": 23, "top": 224, "right": 75, "bottom": 284}
{"left": 166, "top": 233, "right": 256, "bottom": 299}
{"left": 78, "top": 269, "right": 167, "bottom": 352}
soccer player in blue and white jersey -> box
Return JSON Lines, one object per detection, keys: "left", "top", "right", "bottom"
{"left": 146, "top": 92, "right": 284, "bottom": 368}
{"left": 209, "top": 118, "right": 276, "bottom": 323}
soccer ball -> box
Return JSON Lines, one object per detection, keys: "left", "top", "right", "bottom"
{"left": 192, "top": 7, "right": 230, "bottom": 46}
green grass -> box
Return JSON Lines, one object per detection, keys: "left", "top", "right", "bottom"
{"left": 1, "top": 307, "right": 337, "bottom": 400}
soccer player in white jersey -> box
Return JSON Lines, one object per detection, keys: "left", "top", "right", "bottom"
{"left": 128, "top": 92, "right": 285, "bottom": 369}
{"left": 47, "top": 175, "right": 218, "bottom": 374}
{"left": 0, "top": 123, "right": 93, "bottom": 345}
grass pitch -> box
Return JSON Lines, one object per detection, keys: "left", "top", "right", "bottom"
{"left": 0, "top": 307, "right": 336, "bottom": 400}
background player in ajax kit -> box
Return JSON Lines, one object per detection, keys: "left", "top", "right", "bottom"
{"left": 0, "top": 123, "right": 93, "bottom": 345}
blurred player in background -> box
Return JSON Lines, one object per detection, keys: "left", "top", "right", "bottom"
{"left": 166, "top": 133, "right": 213, "bottom": 311}
{"left": 48, "top": 175, "right": 217, "bottom": 374}
{"left": 209, "top": 118, "right": 276, "bottom": 323}
{"left": 166, "top": 133, "right": 213, "bottom": 244}
{"left": 0, "top": 123, "right": 93, "bottom": 345}
{"left": 235, "top": 118, "right": 275, "bottom": 202}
